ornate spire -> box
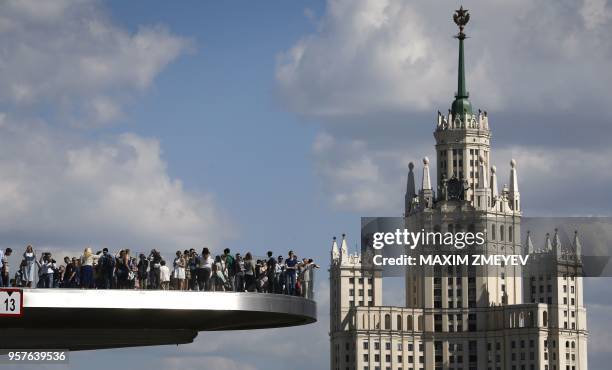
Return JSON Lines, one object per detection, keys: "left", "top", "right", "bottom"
{"left": 451, "top": 6, "right": 472, "bottom": 116}
{"left": 477, "top": 155, "right": 488, "bottom": 189}
{"left": 573, "top": 230, "right": 582, "bottom": 260}
{"left": 509, "top": 159, "right": 519, "bottom": 193}
{"left": 405, "top": 162, "right": 416, "bottom": 214}
{"left": 544, "top": 232, "right": 552, "bottom": 252}
{"left": 331, "top": 236, "right": 339, "bottom": 261}
{"left": 340, "top": 233, "right": 348, "bottom": 263}
{"left": 553, "top": 229, "right": 563, "bottom": 258}
{"left": 490, "top": 165, "right": 499, "bottom": 198}
{"left": 525, "top": 230, "right": 534, "bottom": 255}
{"left": 422, "top": 157, "right": 432, "bottom": 190}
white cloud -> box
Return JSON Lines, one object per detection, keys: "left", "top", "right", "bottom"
{"left": 312, "top": 127, "right": 612, "bottom": 215}
{"left": 0, "top": 0, "right": 191, "bottom": 126}
{"left": 313, "top": 131, "right": 430, "bottom": 213}
{"left": 276, "top": 0, "right": 612, "bottom": 118}
{"left": 0, "top": 116, "right": 230, "bottom": 255}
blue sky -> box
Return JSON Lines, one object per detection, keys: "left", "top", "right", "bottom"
{"left": 104, "top": 0, "right": 357, "bottom": 255}
{"left": 2, "top": 0, "right": 612, "bottom": 369}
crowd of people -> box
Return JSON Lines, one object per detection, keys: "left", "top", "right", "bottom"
{"left": 0, "top": 246, "right": 319, "bottom": 299}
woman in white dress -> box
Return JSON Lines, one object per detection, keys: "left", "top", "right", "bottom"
{"left": 23, "top": 245, "right": 36, "bottom": 288}
{"left": 173, "top": 251, "right": 186, "bottom": 290}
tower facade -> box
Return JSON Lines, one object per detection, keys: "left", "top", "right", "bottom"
{"left": 329, "top": 6, "right": 587, "bottom": 370}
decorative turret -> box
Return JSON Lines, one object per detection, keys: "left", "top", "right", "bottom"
{"left": 553, "top": 229, "right": 563, "bottom": 258}
{"left": 473, "top": 155, "right": 490, "bottom": 210}
{"left": 331, "top": 236, "right": 339, "bottom": 262}
{"left": 490, "top": 165, "right": 499, "bottom": 200}
{"left": 525, "top": 230, "right": 534, "bottom": 255}
{"left": 573, "top": 230, "right": 582, "bottom": 260}
{"left": 451, "top": 6, "right": 472, "bottom": 118}
{"left": 544, "top": 233, "right": 552, "bottom": 252}
{"left": 405, "top": 162, "right": 416, "bottom": 214}
{"left": 340, "top": 233, "right": 348, "bottom": 263}
{"left": 420, "top": 157, "right": 434, "bottom": 208}
{"left": 508, "top": 159, "right": 520, "bottom": 211}
{"left": 422, "top": 157, "right": 432, "bottom": 191}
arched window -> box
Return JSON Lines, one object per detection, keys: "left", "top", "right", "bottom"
{"left": 500, "top": 225, "right": 505, "bottom": 241}
{"left": 385, "top": 314, "right": 391, "bottom": 330}
{"left": 417, "top": 315, "right": 423, "bottom": 331}
{"left": 566, "top": 341, "right": 570, "bottom": 348}
{"left": 508, "top": 226, "right": 513, "bottom": 242}
{"left": 543, "top": 311, "right": 548, "bottom": 327}
{"left": 491, "top": 223, "right": 496, "bottom": 240}
{"left": 397, "top": 315, "right": 403, "bottom": 331}
{"left": 407, "top": 315, "right": 413, "bottom": 330}
{"left": 571, "top": 341, "right": 575, "bottom": 349}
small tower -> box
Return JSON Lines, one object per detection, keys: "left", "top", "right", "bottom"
{"left": 331, "top": 236, "right": 339, "bottom": 262}
{"left": 525, "top": 230, "right": 534, "bottom": 255}
{"left": 573, "top": 230, "right": 582, "bottom": 261}
{"left": 490, "top": 165, "right": 499, "bottom": 202}
{"left": 329, "top": 233, "right": 383, "bottom": 370}
{"left": 545, "top": 232, "right": 553, "bottom": 252}
{"left": 419, "top": 157, "right": 434, "bottom": 208}
{"left": 340, "top": 233, "right": 348, "bottom": 264}
{"left": 473, "top": 155, "right": 490, "bottom": 210}
{"left": 553, "top": 228, "right": 563, "bottom": 258}
{"left": 405, "top": 162, "right": 416, "bottom": 215}
{"left": 508, "top": 159, "right": 520, "bottom": 212}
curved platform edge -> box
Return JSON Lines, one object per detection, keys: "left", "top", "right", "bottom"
{"left": 0, "top": 289, "right": 317, "bottom": 350}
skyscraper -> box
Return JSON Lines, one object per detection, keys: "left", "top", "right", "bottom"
{"left": 330, "top": 7, "right": 587, "bottom": 370}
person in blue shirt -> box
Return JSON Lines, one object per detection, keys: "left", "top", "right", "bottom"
{"left": 0, "top": 248, "right": 13, "bottom": 287}
{"left": 284, "top": 250, "right": 298, "bottom": 295}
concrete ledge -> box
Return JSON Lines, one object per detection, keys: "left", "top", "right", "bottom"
{"left": 0, "top": 289, "right": 317, "bottom": 350}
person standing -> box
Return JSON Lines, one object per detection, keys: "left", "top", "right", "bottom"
{"left": 285, "top": 251, "right": 298, "bottom": 295}
{"left": 173, "top": 251, "right": 186, "bottom": 290}
{"left": 222, "top": 248, "right": 235, "bottom": 291}
{"left": 80, "top": 247, "right": 98, "bottom": 289}
{"left": 277, "top": 255, "right": 285, "bottom": 293}
{"left": 266, "top": 251, "right": 277, "bottom": 294}
{"left": 23, "top": 245, "right": 36, "bottom": 288}
{"left": 98, "top": 248, "right": 115, "bottom": 289}
{"left": 243, "top": 252, "right": 256, "bottom": 292}
{"left": 197, "top": 247, "right": 213, "bottom": 291}
{"left": 301, "top": 258, "right": 320, "bottom": 299}
{"left": 188, "top": 249, "right": 198, "bottom": 290}
{"left": 148, "top": 249, "right": 162, "bottom": 290}
{"left": 0, "top": 248, "right": 12, "bottom": 287}
{"left": 36, "top": 253, "right": 55, "bottom": 288}
{"left": 137, "top": 254, "right": 149, "bottom": 289}
{"left": 233, "top": 253, "right": 245, "bottom": 292}
{"left": 159, "top": 260, "right": 170, "bottom": 290}
{"left": 63, "top": 257, "right": 76, "bottom": 288}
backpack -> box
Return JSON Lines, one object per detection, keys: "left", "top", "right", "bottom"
{"left": 102, "top": 254, "right": 115, "bottom": 270}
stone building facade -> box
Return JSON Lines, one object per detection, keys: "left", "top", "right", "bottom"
{"left": 329, "top": 7, "right": 587, "bottom": 370}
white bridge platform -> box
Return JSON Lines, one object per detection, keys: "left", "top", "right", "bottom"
{"left": 0, "top": 289, "right": 317, "bottom": 350}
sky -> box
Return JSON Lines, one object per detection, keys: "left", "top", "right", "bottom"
{"left": 1, "top": 0, "right": 612, "bottom": 369}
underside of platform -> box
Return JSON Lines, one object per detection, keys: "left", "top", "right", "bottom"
{"left": 0, "top": 289, "right": 317, "bottom": 350}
